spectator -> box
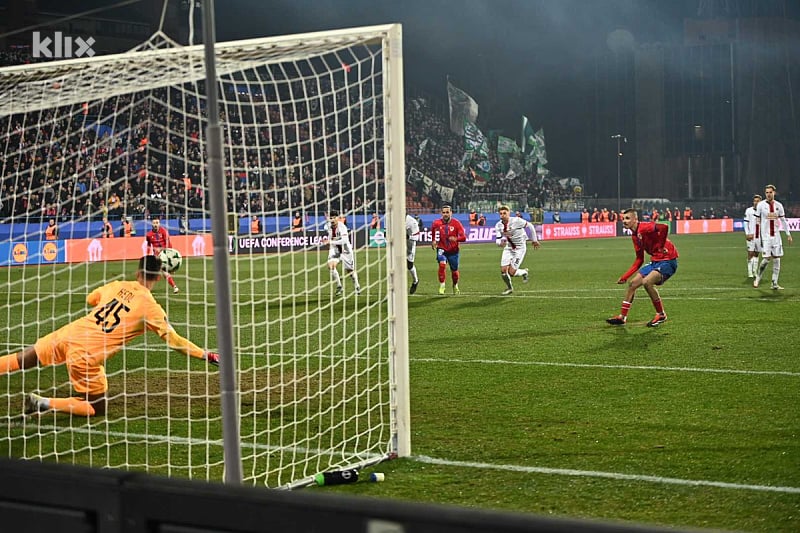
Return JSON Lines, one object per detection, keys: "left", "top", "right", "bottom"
{"left": 250, "top": 215, "right": 262, "bottom": 234}
{"left": 102, "top": 217, "right": 114, "bottom": 238}
{"left": 291, "top": 212, "right": 303, "bottom": 232}
{"left": 45, "top": 218, "right": 59, "bottom": 240}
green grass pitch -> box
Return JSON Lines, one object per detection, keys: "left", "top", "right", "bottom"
{"left": 2, "top": 232, "right": 799, "bottom": 531}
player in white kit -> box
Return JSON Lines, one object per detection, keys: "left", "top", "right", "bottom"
{"left": 743, "top": 194, "right": 762, "bottom": 278}
{"left": 405, "top": 214, "right": 420, "bottom": 294}
{"left": 494, "top": 205, "right": 541, "bottom": 295}
{"left": 325, "top": 211, "right": 361, "bottom": 295}
{"left": 753, "top": 185, "right": 793, "bottom": 289}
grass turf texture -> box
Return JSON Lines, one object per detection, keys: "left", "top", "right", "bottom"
{"left": 2, "top": 232, "right": 799, "bottom": 531}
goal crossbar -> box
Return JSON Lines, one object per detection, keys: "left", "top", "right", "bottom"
{"left": 0, "top": 24, "right": 397, "bottom": 118}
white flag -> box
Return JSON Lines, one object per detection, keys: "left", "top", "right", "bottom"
{"left": 448, "top": 80, "right": 479, "bottom": 136}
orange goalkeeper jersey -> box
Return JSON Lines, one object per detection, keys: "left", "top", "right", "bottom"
{"left": 60, "top": 280, "right": 203, "bottom": 360}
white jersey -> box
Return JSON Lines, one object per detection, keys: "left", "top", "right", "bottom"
{"left": 755, "top": 199, "right": 790, "bottom": 240}
{"left": 405, "top": 215, "right": 420, "bottom": 263}
{"left": 405, "top": 215, "right": 420, "bottom": 241}
{"left": 325, "top": 220, "right": 353, "bottom": 256}
{"left": 743, "top": 206, "right": 759, "bottom": 238}
{"left": 494, "top": 216, "right": 537, "bottom": 249}
{"left": 756, "top": 199, "right": 791, "bottom": 258}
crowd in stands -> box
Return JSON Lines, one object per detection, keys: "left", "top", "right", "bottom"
{"left": 0, "top": 51, "right": 791, "bottom": 225}
{"left": 403, "top": 97, "right": 585, "bottom": 213}
{"left": 1, "top": 52, "right": 384, "bottom": 223}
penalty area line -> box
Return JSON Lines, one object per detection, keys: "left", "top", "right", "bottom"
{"left": 414, "top": 455, "right": 800, "bottom": 494}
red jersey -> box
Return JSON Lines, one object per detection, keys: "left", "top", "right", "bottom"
{"left": 431, "top": 217, "right": 466, "bottom": 254}
{"left": 146, "top": 226, "right": 171, "bottom": 254}
{"left": 620, "top": 222, "right": 679, "bottom": 281}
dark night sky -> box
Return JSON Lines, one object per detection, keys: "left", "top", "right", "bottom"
{"left": 215, "top": 0, "right": 694, "bottom": 177}
{"left": 5, "top": 0, "right": 698, "bottom": 178}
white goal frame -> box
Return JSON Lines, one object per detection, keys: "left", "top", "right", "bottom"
{"left": 0, "top": 23, "right": 409, "bottom": 488}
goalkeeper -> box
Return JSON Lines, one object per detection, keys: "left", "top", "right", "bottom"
{"left": 0, "top": 255, "right": 219, "bottom": 417}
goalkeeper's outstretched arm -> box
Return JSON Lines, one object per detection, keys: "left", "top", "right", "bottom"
{"left": 161, "top": 328, "right": 219, "bottom": 365}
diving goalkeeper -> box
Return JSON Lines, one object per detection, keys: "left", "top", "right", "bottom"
{"left": 0, "top": 255, "right": 219, "bottom": 417}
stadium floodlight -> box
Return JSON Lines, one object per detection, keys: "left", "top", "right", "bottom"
{"left": 0, "top": 23, "right": 408, "bottom": 489}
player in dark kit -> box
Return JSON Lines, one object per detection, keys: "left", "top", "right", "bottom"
{"left": 430, "top": 204, "right": 467, "bottom": 295}
{"left": 146, "top": 219, "right": 181, "bottom": 294}
{"left": 607, "top": 208, "right": 679, "bottom": 327}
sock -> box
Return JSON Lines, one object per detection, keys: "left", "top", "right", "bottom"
{"left": 747, "top": 258, "right": 753, "bottom": 276}
{"left": 330, "top": 268, "right": 341, "bottom": 287}
{"left": 166, "top": 274, "right": 176, "bottom": 288}
{"left": 620, "top": 300, "right": 632, "bottom": 318}
{"left": 0, "top": 353, "right": 20, "bottom": 374}
{"left": 772, "top": 258, "right": 781, "bottom": 283}
{"left": 513, "top": 269, "right": 528, "bottom": 277}
{"left": 750, "top": 257, "right": 759, "bottom": 276}
{"left": 452, "top": 270, "right": 460, "bottom": 286}
{"left": 350, "top": 271, "right": 360, "bottom": 289}
{"left": 757, "top": 258, "right": 769, "bottom": 277}
{"left": 409, "top": 266, "right": 418, "bottom": 283}
{"left": 653, "top": 298, "right": 665, "bottom": 315}
{"left": 502, "top": 273, "right": 512, "bottom": 290}
{"left": 438, "top": 262, "right": 446, "bottom": 283}
{"left": 48, "top": 397, "right": 96, "bottom": 416}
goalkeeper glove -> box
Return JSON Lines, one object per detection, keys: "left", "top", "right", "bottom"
{"left": 205, "top": 351, "right": 220, "bottom": 366}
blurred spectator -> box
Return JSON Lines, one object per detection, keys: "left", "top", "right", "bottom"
{"left": 291, "top": 212, "right": 303, "bottom": 232}
{"left": 370, "top": 212, "right": 381, "bottom": 229}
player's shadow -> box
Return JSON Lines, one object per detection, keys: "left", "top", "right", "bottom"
{"left": 600, "top": 324, "right": 668, "bottom": 351}
{"left": 448, "top": 296, "right": 500, "bottom": 311}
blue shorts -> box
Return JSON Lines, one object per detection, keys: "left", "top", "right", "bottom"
{"left": 436, "top": 249, "right": 460, "bottom": 271}
{"left": 639, "top": 259, "right": 678, "bottom": 285}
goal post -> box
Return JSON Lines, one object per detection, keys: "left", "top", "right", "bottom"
{"left": 0, "top": 24, "right": 409, "bottom": 488}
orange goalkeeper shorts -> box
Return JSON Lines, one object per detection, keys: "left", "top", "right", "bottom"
{"left": 34, "top": 329, "right": 109, "bottom": 396}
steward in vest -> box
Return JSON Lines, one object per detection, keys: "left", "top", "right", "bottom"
{"left": 251, "top": 216, "right": 262, "bottom": 234}
{"left": 103, "top": 218, "right": 114, "bottom": 238}
{"left": 45, "top": 218, "right": 59, "bottom": 240}
{"left": 122, "top": 218, "right": 134, "bottom": 237}
{"left": 291, "top": 213, "right": 303, "bottom": 232}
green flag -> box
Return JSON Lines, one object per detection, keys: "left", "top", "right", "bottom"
{"left": 497, "top": 136, "right": 519, "bottom": 154}
{"left": 464, "top": 120, "right": 489, "bottom": 159}
{"left": 475, "top": 159, "right": 492, "bottom": 180}
{"left": 534, "top": 128, "right": 547, "bottom": 163}
{"left": 521, "top": 115, "right": 536, "bottom": 155}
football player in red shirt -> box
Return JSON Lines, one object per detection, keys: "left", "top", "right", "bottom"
{"left": 607, "top": 208, "right": 679, "bottom": 327}
{"left": 430, "top": 205, "right": 467, "bottom": 295}
{"left": 146, "top": 219, "right": 180, "bottom": 294}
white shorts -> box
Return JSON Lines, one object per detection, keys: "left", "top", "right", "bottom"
{"left": 407, "top": 239, "right": 417, "bottom": 263}
{"left": 500, "top": 246, "right": 527, "bottom": 270}
{"left": 746, "top": 238, "right": 762, "bottom": 253}
{"left": 328, "top": 246, "right": 355, "bottom": 271}
{"left": 760, "top": 235, "right": 783, "bottom": 258}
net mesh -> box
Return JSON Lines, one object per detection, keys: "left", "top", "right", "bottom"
{"left": 0, "top": 25, "right": 405, "bottom": 488}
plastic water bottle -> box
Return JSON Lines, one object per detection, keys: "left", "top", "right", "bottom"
{"left": 314, "top": 469, "right": 359, "bottom": 486}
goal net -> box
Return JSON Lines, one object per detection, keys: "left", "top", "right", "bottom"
{"left": 0, "top": 24, "right": 409, "bottom": 488}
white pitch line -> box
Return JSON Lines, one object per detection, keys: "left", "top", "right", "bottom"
{"left": 13, "top": 424, "right": 799, "bottom": 495}
{"left": 413, "top": 455, "right": 800, "bottom": 494}
{"left": 414, "top": 357, "right": 800, "bottom": 377}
